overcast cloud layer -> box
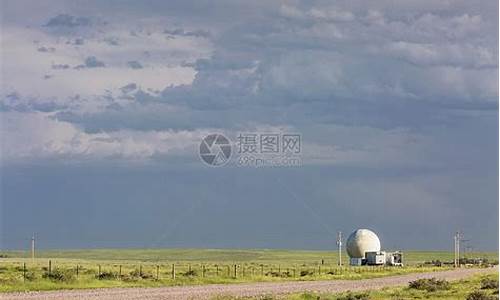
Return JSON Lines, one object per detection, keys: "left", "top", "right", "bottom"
{"left": 1, "top": 0, "right": 498, "bottom": 251}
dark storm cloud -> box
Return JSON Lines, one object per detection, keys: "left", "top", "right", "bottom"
{"left": 84, "top": 56, "right": 105, "bottom": 68}
{"left": 0, "top": 0, "right": 497, "bottom": 251}
{"left": 127, "top": 61, "right": 143, "bottom": 69}
{"left": 45, "top": 14, "right": 91, "bottom": 28}
{"left": 164, "top": 28, "right": 211, "bottom": 38}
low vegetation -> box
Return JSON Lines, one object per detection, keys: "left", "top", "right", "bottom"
{"left": 95, "top": 271, "right": 119, "bottom": 280}
{"left": 0, "top": 248, "right": 497, "bottom": 293}
{"left": 466, "top": 290, "right": 497, "bottom": 300}
{"left": 213, "top": 273, "right": 498, "bottom": 300}
{"left": 481, "top": 277, "right": 499, "bottom": 290}
{"left": 41, "top": 268, "right": 75, "bottom": 282}
{"left": 408, "top": 278, "right": 450, "bottom": 292}
{"left": 212, "top": 273, "right": 499, "bottom": 300}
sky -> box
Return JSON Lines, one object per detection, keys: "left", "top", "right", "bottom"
{"left": 0, "top": 0, "right": 498, "bottom": 251}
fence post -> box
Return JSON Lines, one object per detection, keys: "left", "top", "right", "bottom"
{"left": 139, "top": 265, "right": 142, "bottom": 277}
{"left": 202, "top": 265, "right": 205, "bottom": 278}
{"left": 23, "top": 262, "right": 26, "bottom": 282}
{"left": 318, "top": 265, "right": 321, "bottom": 275}
{"left": 261, "top": 265, "right": 264, "bottom": 276}
{"left": 119, "top": 265, "right": 122, "bottom": 279}
{"left": 171, "top": 264, "right": 175, "bottom": 279}
{"left": 48, "top": 260, "right": 52, "bottom": 274}
{"left": 98, "top": 265, "right": 101, "bottom": 276}
{"left": 216, "top": 264, "right": 219, "bottom": 277}
{"left": 227, "top": 265, "right": 230, "bottom": 277}
{"left": 278, "top": 265, "right": 280, "bottom": 274}
{"left": 156, "top": 265, "right": 159, "bottom": 280}
{"left": 76, "top": 265, "right": 79, "bottom": 278}
{"left": 234, "top": 264, "right": 237, "bottom": 278}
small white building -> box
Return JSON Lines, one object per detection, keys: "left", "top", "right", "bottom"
{"left": 346, "top": 229, "right": 403, "bottom": 266}
{"left": 349, "top": 257, "right": 363, "bottom": 266}
{"left": 366, "top": 251, "right": 386, "bottom": 265}
{"left": 386, "top": 251, "right": 403, "bottom": 266}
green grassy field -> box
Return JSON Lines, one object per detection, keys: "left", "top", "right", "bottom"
{"left": 2, "top": 248, "right": 497, "bottom": 264}
{"left": 0, "top": 248, "right": 497, "bottom": 293}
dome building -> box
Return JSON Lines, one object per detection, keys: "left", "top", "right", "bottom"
{"left": 346, "top": 229, "right": 381, "bottom": 265}
{"left": 345, "top": 228, "right": 403, "bottom": 266}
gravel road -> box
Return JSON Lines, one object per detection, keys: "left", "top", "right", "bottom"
{"left": 3, "top": 267, "right": 496, "bottom": 300}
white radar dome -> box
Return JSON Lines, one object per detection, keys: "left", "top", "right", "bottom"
{"left": 346, "top": 229, "right": 381, "bottom": 258}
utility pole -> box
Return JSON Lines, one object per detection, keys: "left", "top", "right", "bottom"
{"left": 336, "top": 231, "right": 342, "bottom": 266}
{"left": 31, "top": 234, "right": 35, "bottom": 263}
{"left": 454, "top": 231, "right": 461, "bottom": 268}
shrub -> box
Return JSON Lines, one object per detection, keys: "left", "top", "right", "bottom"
{"left": 481, "top": 278, "right": 499, "bottom": 290}
{"left": 24, "top": 271, "right": 37, "bottom": 281}
{"left": 259, "top": 296, "right": 277, "bottom": 300}
{"left": 408, "top": 278, "right": 450, "bottom": 292}
{"left": 300, "top": 270, "right": 314, "bottom": 277}
{"left": 337, "top": 291, "right": 371, "bottom": 300}
{"left": 129, "top": 269, "right": 153, "bottom": 279}
{"left": 182, "top": 269, "right": 197, "bottom": 277}
{"left": 294, "top": 292, "right": 319, "bottom": 300}
{"left": 96, "top": 271, "right": 119, "bottom": 280}
{"left": 282, "top": 271, "right": 292, "bottom": 277}
{"left": 265, "top": 271, "right": 280, "bottom": 277}
{"left": 42, "top": 268, "right": 75, "bottom": 282}
{"left": 467, "top": 290, "right": 496, "bottom": 300}
{"left": 431, "top": 260, "right": 442, "bottom": 267}
{"left": 120, "top": 274, "right": 139, "bottom": 282}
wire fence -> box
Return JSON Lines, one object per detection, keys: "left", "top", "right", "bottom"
{"left": 2, "top": 260, "right": 403, "bottom": 282}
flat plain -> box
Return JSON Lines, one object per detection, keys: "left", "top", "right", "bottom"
{"left": 0, "top": 248, "right": 497, "bottom": 293}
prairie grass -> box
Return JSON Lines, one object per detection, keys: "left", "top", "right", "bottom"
{"left": 0, "top": 248, "right": 496, "bottom": 292}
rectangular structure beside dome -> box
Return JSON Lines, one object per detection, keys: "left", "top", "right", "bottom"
{"left": 366, "top": 251, "right": 386, "bottom": 265}
{"left": 386, "top": 251, "right": 403, "bottom": 266}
